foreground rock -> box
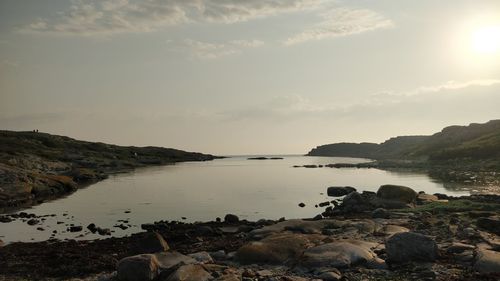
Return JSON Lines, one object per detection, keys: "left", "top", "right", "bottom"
{"left": 117, "top": 254, "right": 160, "bottom": 281}
{"left": 300, "top": 240, "right": 378, "bottom": 269}
{"left": 474, "top": 248, "right": 500, "bottom": 274}
{"left": 386, "top": 232, "right": 438, "bottom": 263}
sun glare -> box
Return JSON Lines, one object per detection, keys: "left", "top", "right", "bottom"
{"left": 471, "top": 25, "right": 500, "bottom": 55}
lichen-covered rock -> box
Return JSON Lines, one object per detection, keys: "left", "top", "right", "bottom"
{"left": 386, "top": 232, "right": 438, "bottom": 263}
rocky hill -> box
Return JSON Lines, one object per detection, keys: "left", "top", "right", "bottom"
{"left": 307, "top": 120, "right": 500, "bottom": 165}
{"left": 0, "top": 130, "right": 218, "bottom": 210}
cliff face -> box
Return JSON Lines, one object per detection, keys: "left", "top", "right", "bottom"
{"left": 0, "top": 131, "right": 218, "bottom": 209}
{"left": 307, "top": 120, "right": 500, "bottom": 164}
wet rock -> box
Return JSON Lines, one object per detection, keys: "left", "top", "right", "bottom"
{"left": 318, "top": 201, "right": 330, "bottom": 207}
{"left": 327, "top": 186, "right": 356, "bottom": 197}
{"left": 476, "top": 216, "right": 500, "bottom": 235}
{"left": 117, "top": 254, "right": 160, "bottom": 281}
{"left": 132, "top": 232, "right": 170, "bottom": 254}
{"left": 36, "top": 227, "right": 45, "bottom": 231}
{"left": 165, "top": 264, "right": 211, "bottom": 281}
{"left": 236, "top": 233, "right": 320, "bottom": 265}
{"left": 298, "top": 203, "right": 306, "bottom": 208}
{"left": 27, "top": 219, "right": 39, "bottom": 225}
{"left": 376, "top": 185, "right": 417, "bottom": 204}
{"left": 224, "top": 214, "right": 239, "bottom": 224}
{"left": 87, "top": 223, "right": 97, "bottom": 233}
{"left": 97, "top": 227, "right": 111, "bottom": 236}
{"left": 68, "top": 226, "right": 83, "bottom": 232}
{"left": 474, "top": 248, "right": 500, "bottom": 273}
{"left": 300, "top": 240, "right": 378, "bottom": 268}
{"left": 188, "top": 251, "right": 213, "bottom": 264}
{"left": 386, "top": 232, "right": 438, "bottom": 263}
{"left": 0, "top": 216, "right": 13, "bottom": 223}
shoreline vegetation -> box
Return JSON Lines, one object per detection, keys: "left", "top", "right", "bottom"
{"left": 0, "top": 130, "right": 221, "bottom": 212}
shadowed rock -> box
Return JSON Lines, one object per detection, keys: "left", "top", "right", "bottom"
{"left": 386, "top": 232, "right": 438, "bottom": 263}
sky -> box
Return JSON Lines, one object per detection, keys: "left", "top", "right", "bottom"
{"left": 1, "top": 0, "right": 500, "bottom": 155}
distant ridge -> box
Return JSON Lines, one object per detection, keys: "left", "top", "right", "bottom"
{"left": 307, "top": 119, "right": 500, "bottom": 163}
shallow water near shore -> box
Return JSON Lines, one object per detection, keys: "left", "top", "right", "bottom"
{"left": 0, "top": 156, "right": 478, "bottom": 243}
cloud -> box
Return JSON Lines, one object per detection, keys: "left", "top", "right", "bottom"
{"left": 284, "top": 8, "right": 393, "bottom": 45}
{"left": 180, "top": 39, "right": 264, "bottom": 59}
{"left": 223, "top": 79, "right": 500, "bottom": 121}
{"left": 20, "top": 0, "right": 324, "bottom": 36}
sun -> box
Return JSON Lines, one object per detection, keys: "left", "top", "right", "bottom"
{"left": 471, "top": 25, "right": 500, "bottom": 55}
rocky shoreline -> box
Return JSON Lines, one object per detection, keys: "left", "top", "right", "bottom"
{"left": 1, "top": 185, "right": 499, "bottom": 281}
{"left": 0, "top": 131, "right": 220, "bottom": 212}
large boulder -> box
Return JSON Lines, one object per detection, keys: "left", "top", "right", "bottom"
{"left": 327, "top": 186, "right": 356, "bottom": 197}
{"left": 224, "top": 214, "right": 239, "bottom": 224}
{"left": 375, "top": 185, "right": 417, "bottom": 208}
{"left": 386, "top": 232, "right": 438, "bottom": 263}
{"left": 117, "top": 254, "right": 160, "bottom": 281}
{"left": 155, "top": 251, "right": 197, "bottom": 270}
{"left": 474, "top": 248, "right": 500, "bottom": 274}
{"left": 165, "top": 264, "right": 211, "bottom": 281}
{"left": 300, "top": 240, "right": 378, "bottom": 269}
{"left": 235, "top": 233, "right": 322, "bottom": 265}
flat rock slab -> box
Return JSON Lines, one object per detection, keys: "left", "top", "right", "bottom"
{"left": 300, "top": 239, "right": 378, "bottom": 269}
{"left": 474, "top": 248, "right": 500, "bottom": 274}
{"left": 250, "top": 219, "right": 345, "bottom": 238}
{"left": 236, "top": 233, "right": 324, "bottom": 265}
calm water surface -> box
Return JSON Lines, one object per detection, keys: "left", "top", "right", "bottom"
{"left": 1, "top": 156, "right": 472, "bottom": 243}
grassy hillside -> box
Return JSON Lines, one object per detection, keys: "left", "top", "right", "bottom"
{"left": 307, "top": 120, "right": 500, "bottom": 165}
{"left": 0, "top": 130, "right": 218, "bottom": 209}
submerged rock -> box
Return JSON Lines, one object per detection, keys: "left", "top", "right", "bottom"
{"left": 386, "top": 232, "right": 438, "bottom": 263}
{"left": 327, "top": 186, "right": 356, "bottom": 197}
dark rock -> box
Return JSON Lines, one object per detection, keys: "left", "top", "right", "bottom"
{"left": 371, "top": 208, "right": 390, "bottom": 219}
{"left": 298, "top": 203, "right": 306, "bottom": 208}
{"left": 476, "top": 216, "right": 500, "bottom": 235}
{"left": 97, "top": 227, "right": 111, "bottom": 236}
{"left": 433, "top": 193, "right": 449, "bottom": 200}
{"left": 117, "top": 254, "right": 160, "bottom": 281}
{"left": 376, "top": 184, "right": 417, "bottom": 204}
{"left": 27, "top": 219, "right": 39, "bottom": 225}
{"left": 386, "top": 232, "right": 438, "bottom": 263}
{"left": 131, "top": 232, "right": 170, "bottom": 254}
{"left": 165, "top": 264, "right": 211, "bottom": 281}
{"left": 0, "top": 216, "right": 13, "bottom": 223}
{"left": 87, "top": 223, "right": 97, "bottom": 233}
{"left": 215, "top": 217, "right": 221, "bottom": 222}
{"left": 224, "top": 214, "right": 239, "bottom": 224}
{"left": 68, "top": 226, "right": 82, "bottom": 232}
{"left": 318, "top": 201, "right": 330, "bottom": 207}
{"left": 141, "top": 223, "right": 156, "bottom": 231}
{"left": 36, "top": 227, "right": 45, "bottom": 231}
{"left": 327, "top": 186, "right": 356, "bottom": 197}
